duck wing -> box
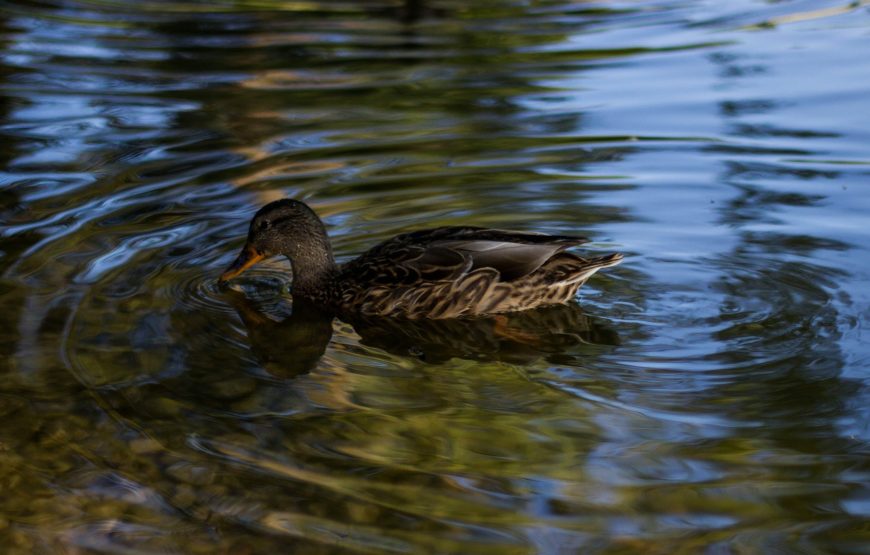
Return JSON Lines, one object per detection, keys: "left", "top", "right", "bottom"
{"left": 343, "top": 227, "right": 589, "bottom": 285}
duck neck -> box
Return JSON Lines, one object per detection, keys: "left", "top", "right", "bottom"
{"left": 287, "top": 239, "right": 338, "bottom": 299}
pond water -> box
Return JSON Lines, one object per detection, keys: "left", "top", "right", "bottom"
{"left": 2, "top": 0, "right": 870, "bottom": 553}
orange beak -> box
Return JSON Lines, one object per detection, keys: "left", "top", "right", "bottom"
{"left": 219, "top": 244, "right": 266, "bottom": 284}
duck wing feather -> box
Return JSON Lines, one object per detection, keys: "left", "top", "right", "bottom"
{"left": 342, "top": 227, "right": 589, "bottom": 286}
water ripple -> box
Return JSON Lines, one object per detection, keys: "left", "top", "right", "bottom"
{"left": 1, "top": 0, "right": 870, "bottom": 553}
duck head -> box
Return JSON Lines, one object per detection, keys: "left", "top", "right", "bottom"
{"left": 219, "top": 199, "right": 335, "bottom": 286}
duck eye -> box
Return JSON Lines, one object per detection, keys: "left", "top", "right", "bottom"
{"left": 257, "top": 220, "right": 271, "bottom": 231}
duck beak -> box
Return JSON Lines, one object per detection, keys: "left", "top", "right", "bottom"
{"left": 219, "top": 244, "right": 265, "bottom": 284}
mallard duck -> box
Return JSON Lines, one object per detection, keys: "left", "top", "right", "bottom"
{"left": 219, "top": 199, "right": 622, "bottom": 319}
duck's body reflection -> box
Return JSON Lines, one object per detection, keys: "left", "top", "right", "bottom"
{"left": 224, "top": 289, "right": 619, "bottom": 376}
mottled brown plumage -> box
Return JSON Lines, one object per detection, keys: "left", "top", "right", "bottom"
{"left": 219, "top": 199, "right": 622, "bottom": 319}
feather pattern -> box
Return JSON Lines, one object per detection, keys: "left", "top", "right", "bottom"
{"left": 334, "top": 227, "right": 621, "bottom": 318}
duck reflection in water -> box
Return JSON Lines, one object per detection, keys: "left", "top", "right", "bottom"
{"left": 223, "top": 288, "right": 619, "bottom": 375}
{"left": 223, "top": 289, "right": 334, "bottom": 378}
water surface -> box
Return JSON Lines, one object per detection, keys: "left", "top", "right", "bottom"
{"left": 1, "top": 0, "right": 870, "bottom": 553}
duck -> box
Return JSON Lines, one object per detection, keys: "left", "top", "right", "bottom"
{"left": 219, "top": 199, "right": 623, "bottom": 319}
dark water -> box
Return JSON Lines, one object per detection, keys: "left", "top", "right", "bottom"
{"left": 2, "top": 0, "right": 870, "bottom": 553}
